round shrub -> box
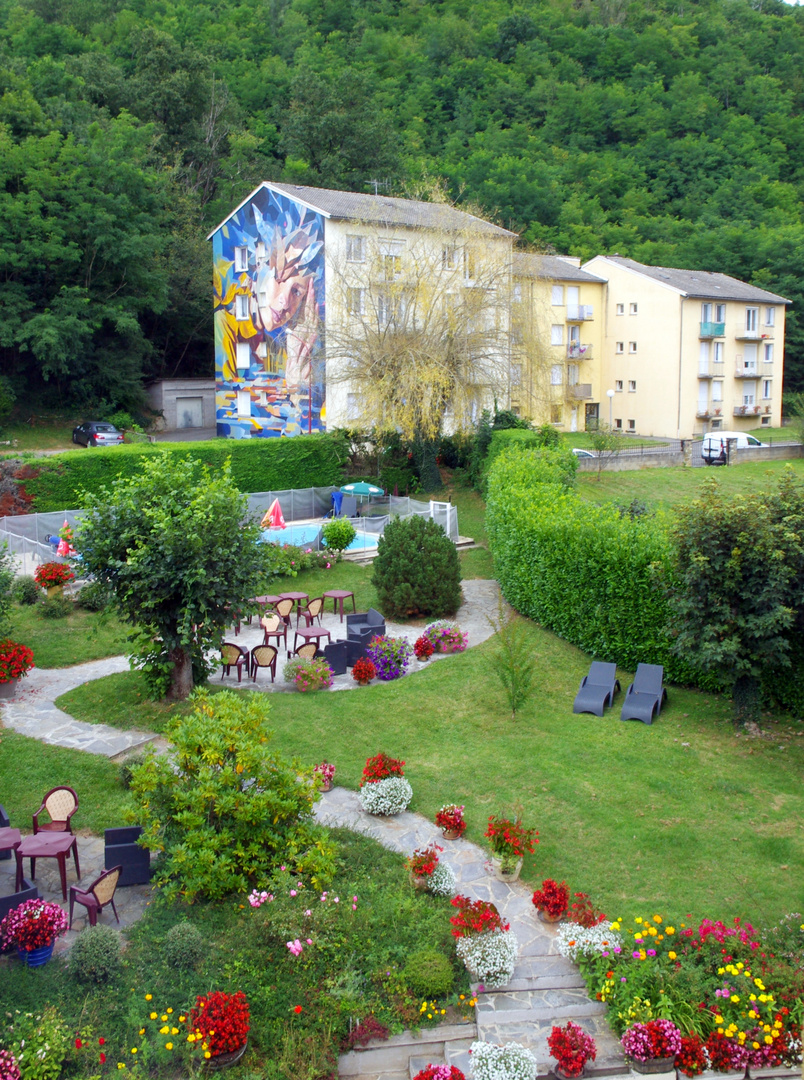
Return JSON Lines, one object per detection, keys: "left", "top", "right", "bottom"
{"left": 456, "top": 928, "right": 518, "bottom": 988}
{"left": 322, "top": 518, "right": 356, "bottom": 553}
{"left": 39, "top": 596, "right": 73, "bottom": 619}
{"left": 67, "top": 923, "right": 122, "bottom": 983}
{"left": 12, "top": 576, "right": 40, "bottom": 605}
{"left": 164, "top": 921, "right": 205, "bottom": 971}
{"left": 358, "top": 776, "right": 413, "bottom": 815}
{"left": 371, "top": 516, "right": 461, "bottom": 619}
{"left": 403, "top": 949, "right": 455, "bottom": 999}
{"left": 119, "top": 751, "right": 147, "bottom": 789}
{"left": 75, "top": 580, "right": 112, "bottom": 612}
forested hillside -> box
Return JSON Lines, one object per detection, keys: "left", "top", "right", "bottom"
{"left": 2, "top": 0, "right": 804, "bottom": 410}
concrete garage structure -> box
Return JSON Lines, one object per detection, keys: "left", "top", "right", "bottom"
{"left": 146, "top": 378, "right": 216, "bottom": 432}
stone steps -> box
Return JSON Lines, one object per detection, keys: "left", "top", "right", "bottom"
{"left": 339, "top": 1025, "right": 476, "bottom": 1078}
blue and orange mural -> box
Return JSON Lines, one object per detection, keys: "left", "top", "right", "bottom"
{"left": 212, "top": 187, "right": 326, "bottom": 437}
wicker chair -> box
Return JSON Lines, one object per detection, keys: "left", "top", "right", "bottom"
{"left": 294, "top": 642, "right": 318, "bottom": 661}
{"left": 250, "top": 645, "right": 277, "bottom": 683}
{"left": 69, "top": 865, "right": 122, "bottom": 928}
{"left": 33, "top": 787, "right": 79, "bottom": 834}
{"left": 221, "top": 642, "right": 249, "bottom": 683}
{"left": 297, "top": 596, "right": 324, "bottom": 628}
{"left": 261, "top": 613, "right": 287, "bottom": 651}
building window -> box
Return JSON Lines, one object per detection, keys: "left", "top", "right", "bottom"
{"left": 551, "top": 324, "right": 564, "bottom": 345}
{"left": 628, "top": 341, "right": 637, "bottom": 353}
{"left": 763, "top": 379, "right": 772, "bottom": 399}
{"left": 346, "top": 235, "right": 365, "bottom": 263}
{"left": 701, "top": 302, "right": 712, "bottom": 322}
{"left": 745, "top": 307, "right": 758, "bottom": 332}
{"left": 629, "top": 302, "right": 638, "bottom": 315}
{"left": 716, "top": 304, "right": 726, "bottom": 322}
{"left": 712, "top": 418, "right": 722, "bottom": 429}
{"left": 615, "top": 379, "right": 623, "bottom": 391}
{"left": 628, "top": 419, "right": 636, "bottom": 431}
{"left": 235, "top": 294, "right": 249, "bottom": 320}
{"left": 552, "top": 285, "right": 563, "bottom": 305}
{"left": 764, "top": 343, "right": 774, "bottom": 363}
{"left": 346, "top": 393, "right": 359, "bottom": 421}
{"left": 614, "top": 418, "right": 622, "bottom": 430}
{"left": 765, "top": 307, "right": 775, "bottom": 326}
{"left": 513, "top": 283, "right": 522, "bottom": 302}
{"left": 380, "top": 240, "right": 404, "bottom": 280}
{"left": 255, "top": 241, "right": 266, "bottom": 261}
{"left": 234, "top": 246, "right": 248, "bottom": 273}
{"left": 714, "top": 342, "right": 724, "bottom": 364}
{"left": 615, "top": 341, "right": 624, "bottom": 354}
{"left": 550, "top": 404, "right": 563, "bottom": 424}
{"left": 616, "top": 303, "right": 624, "bottom": 315}
{"left": 347, "top": 287, "right": 365, "bottom": 316}
{"left": 442, "top": 246, "right": 458, "bottom": 270}
{"left": 377, "top": 293, "right": 393, "bottom": 327}
{"left": 712, "top": 380, "right": 723, "bottom": 402}
{"left": 511, "top": 364, "right": 522, "bottom": 387}
{"left": 628, "top": 380, "right": 636, "bottom": 392}
{"left": 743, "top": 392, "right": 755, "bottom": 406}
{"left": 236, "top": 390, "right": 251, "bottom": 418}
{"left": 551, "top": 364, "right": 563, "bottom": 385}
{"left": 235, "top": 342, "right": 251, "bottom": 370}
{"left": 761, "top": 415, "right": 771, "bottom": 426}
{"left": 567, "top": 363, "right": 580, "bottom": 386}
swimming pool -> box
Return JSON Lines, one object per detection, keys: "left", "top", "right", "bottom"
{"left": 261, "top": 525, "right": 379, "bottom": 551}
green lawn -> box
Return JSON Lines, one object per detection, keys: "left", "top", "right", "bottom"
{"left": 11, "top": 602, "right": 130, "bottom": 667}
{"left": 577, "top": 458, "right": 804, "bottom": 509}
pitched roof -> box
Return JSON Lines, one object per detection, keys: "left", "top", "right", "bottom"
{"left": 593, "top": 256, "right": 790, "bottom": 304}
{"left": 513, "top": 252, "right": 606, "bottom": 284}
{"left": 207, "top": 182, "right": 517, "bottom": 240}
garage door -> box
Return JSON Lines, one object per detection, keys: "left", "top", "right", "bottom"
{"left": 176, "top": 397, "right": 203, "bottom": 428}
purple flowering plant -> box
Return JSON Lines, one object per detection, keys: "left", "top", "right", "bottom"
{"left": 365, "top": 635, "right": 413, "bottom": 681}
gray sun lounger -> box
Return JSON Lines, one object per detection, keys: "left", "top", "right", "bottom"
{"left": 620, "top": 663, "right": 668, "bottom": 725}
{"left": 340, "top": 496, "right": 358, "bottom": 518}
{"left": 572, "top": 662, "right": 621, "bottom": 716}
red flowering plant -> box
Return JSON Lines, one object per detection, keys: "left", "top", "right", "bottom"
{"left": 435, "top": 804, "right": 465, "bottom": 836}
{"left": 485, "top": 813, "right": 538, "bottom": 872}
{"left": 189, "top": 991, "right": 250, "bottom": 1057}
{"left": 34, "top": 562, "right": 74, "bottom": 588}
{"left": 413, "top": 635, "right": 434, "bottom": 660}
{"left": 0, "top": 640, "right": 35, "bottom": 684}
{"left": 0, "top": 898, "right": 68, "bottom": 951}
{"left": 567, "top": 893, "right": 606, "bottom": 928}
{"left": 406, "top": 844, "right": 443, "bottom": 879}
{"left": 547, "top": 1020, "right": 597, "bottom": 1076}
{"left": 314, "top": 762, "right": 335, "bottom": 785}
{"left": 0, "top": 1049, "right": 20, "bottom": 1080}
{"left": 361, "top": 752, "right": 405, "bottom": 785}
{"left": 412, "top": 1066, "right": 465, "bottom": 1080}
{"left": 449, "top": 895, "right": 510, "bottom": 938}
{"left": 676, "top": 1034, "right": 707, "bottom": 1077}
{"left": 532, "top": 879, "right": 570, "bottom": 919}
{"left": 352, "top": 657, "right": 377, "bottom": 684}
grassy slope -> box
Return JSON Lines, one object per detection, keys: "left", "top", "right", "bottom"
{"left": 11, "top": 602, "right": 129, "bottom": 667}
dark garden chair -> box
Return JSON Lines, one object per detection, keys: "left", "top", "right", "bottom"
{"left": 33, "top": 787, "right": 79, "bottom": 835}
{"left": 250, "top": 645, "right": 278, "bottom": 683}
{"left": 69, "top": 865, "right": 122, "bottom": 929}
{"left": 572, "top": 662, "right": 621, "bottom": 716}
{"left": 221, "top": 643, "right": 249, "bottom": 683}
{"left": 620, "top": 664, "right": 668, "bottom": 725}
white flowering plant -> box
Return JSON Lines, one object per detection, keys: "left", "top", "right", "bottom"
{"left": 469, "top": 1040, "right": 537, "bottom": 1080}
{"left": 456, "top": 928, "right": 518, "bottom": 988}
{"left": 426, "top": 861, "right": 457, "bottom": 898}
{"left": 556, "top": 920, "right": 623, "bottom": 962}
{"left": 359, "top": 776, "right": 413, "bottom": 815}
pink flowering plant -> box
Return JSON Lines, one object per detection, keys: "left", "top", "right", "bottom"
{"left": 422, "top": 621, "right": 468, "bottom": 653}
{"left": 314, "top": 762, "right": 335, "bottom": 785}
{"left": 0, "top": 898, "right": 68, "bottom": 950}
{"left": 283, "top": 656, "right": 333, "bottom": 692}
{"left": 247, "top": 867, "right": 359, "bottom": 961}
{"left": 621, "top": 1019, "right": 682, "bottom": 1062}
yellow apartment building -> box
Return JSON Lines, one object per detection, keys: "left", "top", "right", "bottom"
{"left": 511, "top": 254, "right": 606, "bottom": 430}
{"left": 582, "top": 256, "right": 790, "bottom": 439}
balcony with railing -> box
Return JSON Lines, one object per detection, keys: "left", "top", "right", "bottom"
{"left": 735, "top": 328, "right": 763, "bottom": 341}
{"left": 696, "top": 408, "right": 712, "bottom": 419}
{"left": 566, "top": 305, "right": 594, "bottom": 321}
{"left": 733, "top": 404, "right": 763, "bottom": 417}
{"left": 699, "top": 321, "right": 725, "bottom": 339}
{"left": 698, "top": 363, "right": 715, "bottom": 379}
{"left": 567, "top": 342, "right": 593, "bottom": 360}
{"left": 569, "top": 383, "right": 593, "bottom": 400}
{"left": 734, "top": 365, "right": 759, "bottom": 378}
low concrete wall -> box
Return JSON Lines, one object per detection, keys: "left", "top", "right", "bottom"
{"left": 737, "top": 444, "right": 803, "bottom": 463}
{"left": 576, "top": 451, "right": 686, "bottom": 472}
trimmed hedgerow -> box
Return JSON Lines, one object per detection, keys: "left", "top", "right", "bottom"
{"left": 18, "top": 433, "right": 348, "bottom": 512}
{"left": 486, "top": 447, "right": 719, "bottom": 689}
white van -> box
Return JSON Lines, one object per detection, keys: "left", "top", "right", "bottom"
{"left": 701, "top": 430, "right": 767, "bottom": 465}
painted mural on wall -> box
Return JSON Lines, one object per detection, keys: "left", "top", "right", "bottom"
{"left": 212, "top": 187, "right": 325, "bottom": 437}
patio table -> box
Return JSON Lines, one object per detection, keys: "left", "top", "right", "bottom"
{"left": 15, "top": 832, "right": 80, "bottom": 901}
{"left": 278, "top": 591, "right": 309, "bottom": 612}
{"left": 293, "top": 625, "right": 331, "bottom": 653}
{"left": 322, "top": 589, "right": 357, "bottom": 623}
{"left": 0, "top": 827, "right": 22, "bottom": 858}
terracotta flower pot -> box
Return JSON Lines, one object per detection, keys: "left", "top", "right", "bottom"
{"left": 409, "top": 872, "right": 429, "bottom": 890}
{"left": 538, "top": 909, "right": 566, "bottom": 924}
{"left": 491, "top": 856, "right": 523, "bottom": 882}
{"left": 442, "top": 828, "right": 462, "bottom": 840}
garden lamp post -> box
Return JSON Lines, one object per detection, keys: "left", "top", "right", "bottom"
{"left": 606, "top": 388, "right": 615, "bottom": 430}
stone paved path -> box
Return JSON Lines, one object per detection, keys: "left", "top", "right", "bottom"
{"left": 315, "top": 788, "right": 626, "bottom": 1080}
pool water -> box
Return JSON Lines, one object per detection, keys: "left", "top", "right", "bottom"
{"left": 261, "top": 525, "right": 379, "bottom": 551}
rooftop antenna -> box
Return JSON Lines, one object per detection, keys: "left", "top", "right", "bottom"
{"left": 366, "top": 179, "right": 391, "bottom": 196}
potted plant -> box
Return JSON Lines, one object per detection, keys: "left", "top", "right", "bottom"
{"left": 0, "top": 898, "right": 68, "bottom": 967}
{"left": 469, "top": 1041, "right": 537, "bottom": 1080}
{"left": 450, "top": 895, "right": 518, "bottom": 989}
{"left": 621, "top": 1019, "right": 682, "bottom": 1074}
{"left": 406, "top": 844, "right": 443, "bottom": 889}
{"left": 485, "top": 813, "right": 539, "bottom": 882}
{"left": 548, "top": 1021, "right": 597, "bottom": 1078}
{"left": 189, "top": 991, "right": 250, "bottom": 1067}
{"left": 351, "top": 657, "right": 376, "bottom": 686}
{"left": 423, "top": 621, "right": 468, "bottom": 654}
{"left": 358, "top": 752, "right": 413, "bottom": 816}
{"left": 435, "top": 804, "right": 466, "bottom": 840}
{"left": 0, "top": 640, "right": 35, "bottom": 698}
{"left": 33, "top": 562, "right": 74, "bottom": 597}
{"left": 314, "top": 762, "right": 335, "bottom": 792}
{"left": 282, "top": 656, "right": 333, "bottom": 692}
{"left": 412, "top": 1066, "right": 465, "bottom": 1080}
{"left": 532, "top": 879, "right": 569, "bottom": 923}
{"left": 414, "top": 635, "right": 434, "bottom": 661}
{"left": 365, "top": 635, "right": 413, "bottom": 680}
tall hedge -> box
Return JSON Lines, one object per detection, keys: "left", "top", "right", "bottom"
{"left": 19, "top": 433, "right": 348, "bottom": 512}
{"left": 486, "top": 447, "right": 719, "bottom": 688}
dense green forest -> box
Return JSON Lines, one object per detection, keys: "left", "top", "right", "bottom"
{"left": 2, "top": 0, "right": 804, "bottom": 411}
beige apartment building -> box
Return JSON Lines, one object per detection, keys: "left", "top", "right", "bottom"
{"left": 511, "top": 254, "right": 606, "bottom": 431}
{"left": 582, "top": 256, "right": 789, "bottom": 439}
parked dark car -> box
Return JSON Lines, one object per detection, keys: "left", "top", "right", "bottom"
{"left": 72, "top": 421, "right": 124, "bottom": 447}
